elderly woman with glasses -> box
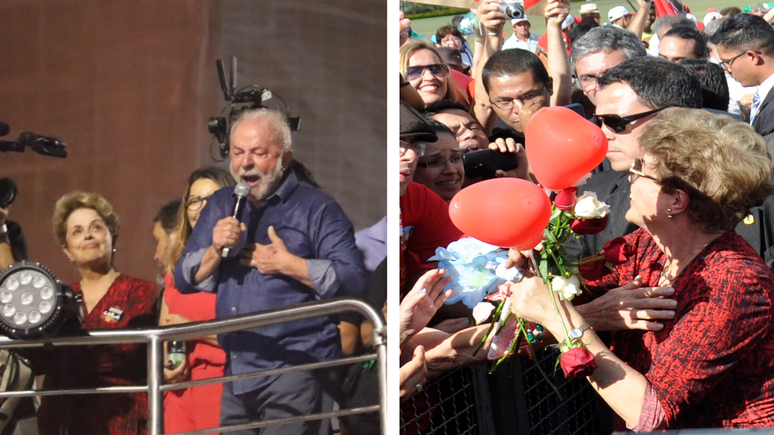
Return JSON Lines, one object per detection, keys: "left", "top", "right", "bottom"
{"left": 399, "top": 39, "right": 463, "bottom": 109}
{"left": 161, "top": 166, "right": 234, "bottom": 435}
{"left": 508, "top": 109, "right": 774, "bottom": 430}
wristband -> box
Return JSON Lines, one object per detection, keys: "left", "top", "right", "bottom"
{"left": 487, "top": 31, "right": 499, "bottom": 36}
{"left": 0, "top": 224, "right": 7, "bottom": 236}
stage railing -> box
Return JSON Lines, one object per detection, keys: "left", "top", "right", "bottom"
{"left": 0, "top": 298, "right": 387, "bottom": 435}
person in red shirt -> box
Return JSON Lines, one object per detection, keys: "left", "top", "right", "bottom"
{"left": 160, "top": 167, "right": 235, "bottom": 435}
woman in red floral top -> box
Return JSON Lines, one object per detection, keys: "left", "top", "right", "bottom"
{"left": 35, "top": 191, "right": 159, "bottom": 435}
{"left": 509, "top": 109, "right": 774, "bottom": 430}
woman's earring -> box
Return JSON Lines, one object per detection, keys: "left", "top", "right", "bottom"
{"left": 667, "top": 208, "right": 673, "bottom": 219}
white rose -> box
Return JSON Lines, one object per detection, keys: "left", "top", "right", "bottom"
{"left": 574, "top": 192, "right": 610, "bottom": 219}
{"left": 551, "top": 275, "right": 581, "bottom": 301}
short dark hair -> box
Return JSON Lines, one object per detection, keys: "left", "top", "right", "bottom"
{"left": 653, "top": 14, "right": 695, "bottom": 38}
{"left": 423, "top": 100, "right": 470, "bottom": 115}
{"left": 719, "top": 6, "right": 742, "bottom": 17}
{"left": 482, "top": 49, "right": 549, "bottom": 93}
{"left": 423, "top": 117, "right": 456, "bottom": 137}
{"left": 663, "top": 26, "right": 709, "bottom": 59}
{"left": 709, "top": 13, "right": 774, "bottom": 57}
{"left": 436, "top": 24, "right": 463, "bottom": 43}
{"left": 153, "top": 199, "right": 181, "bottom": 233}
{"left": 597, "top": 56, "right": 703, "bottom": 109}
{"left": 680, "top": 59, "right": 729, "bottom": 111}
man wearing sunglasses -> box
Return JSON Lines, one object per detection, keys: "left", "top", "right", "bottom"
{"left": 710, "top": 14, "right": 774, "bottom": 153}
{"left": 568, "top": 56, "right": 702, "bottom": 257}
{"left": 559, "top": 57, "right": 701, "bottom": 332}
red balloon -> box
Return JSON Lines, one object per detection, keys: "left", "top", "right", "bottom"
{"left": 449, "top": 178, "right": 551, "bottom": 249}
{"left": 526, "top": 106, "right": 608, "bottom": 191}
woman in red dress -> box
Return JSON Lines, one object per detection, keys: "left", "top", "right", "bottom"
{"left": 36, "top": 191, "right": 158, "bottom": 435}
{"left": 160, "top": 167, "right": 233, "bottom": 435}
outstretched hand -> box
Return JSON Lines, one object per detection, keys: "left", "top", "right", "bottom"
{"left": 400, "top": 269, "right": 453, "bottom": 343}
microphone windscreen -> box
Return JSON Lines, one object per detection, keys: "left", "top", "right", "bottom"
{"left": 234, "top": 182, "right": 251, "bottom": 197}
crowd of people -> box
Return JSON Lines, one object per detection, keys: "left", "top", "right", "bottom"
{"left": 400, "top": 0, "right": 774, "bottom": 431}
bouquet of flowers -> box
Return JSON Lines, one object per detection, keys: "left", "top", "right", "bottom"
{"left": 437, "top": 186, "right": 635, "bottom": 385}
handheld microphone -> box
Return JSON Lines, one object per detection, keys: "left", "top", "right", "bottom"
{"left": 221, "top": 182, "right": 251, "bottom": 258}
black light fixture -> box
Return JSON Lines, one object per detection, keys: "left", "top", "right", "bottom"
{"left": 0, "top": 262, "right": 82, "bottom": 339}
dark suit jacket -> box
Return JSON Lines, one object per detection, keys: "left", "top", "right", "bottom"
{"left": 752, "top": 86, "right": 774, "bottom": 158}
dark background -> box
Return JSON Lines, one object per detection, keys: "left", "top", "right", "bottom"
{"left": 0, "top": 0, "right": 387, "bottom": 284}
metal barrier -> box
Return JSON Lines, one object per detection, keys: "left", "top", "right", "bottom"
{"left": 401, "top": 347, "right": 610, "bottom": 435}
{"left": 0, "top": 298, "right": 387, "bottom": 435}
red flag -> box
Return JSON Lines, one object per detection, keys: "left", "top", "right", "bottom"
{"left": 653, "top": 0, "right": 681, "bottom": 16}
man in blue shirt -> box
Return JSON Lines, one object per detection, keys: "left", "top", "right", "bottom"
{"left": 175, "top": 108, "right": 367, "bottom": 435}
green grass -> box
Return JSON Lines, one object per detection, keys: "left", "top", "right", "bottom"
{"left": 407, "top": 0, "right": 751, "bottom": 43}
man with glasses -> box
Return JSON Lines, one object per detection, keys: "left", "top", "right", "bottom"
{"left": 570, "top": 26, "right": 647, "bottom": 109}
{"left": 571, "top": 56, "right": 702, "bottom": 257}
{"left": 710, "top": 14, "right": 774, "bottom": 152}
{"left": 481, "top": 47, "right": 553, "bottom": 142}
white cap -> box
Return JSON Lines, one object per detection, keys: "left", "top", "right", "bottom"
{"left": 562, "top": 14, "right": 575, "bottom": 29}
{"left": 511, "top": 15, "right": 529, "bottom": 25}
{"left": 703, "top": 11, "right": 722, "bottom": 26}
{"left": 608, "top": 5, "right": 631, "bottom": 23}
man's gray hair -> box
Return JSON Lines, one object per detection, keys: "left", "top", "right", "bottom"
{"left": 570, "top": 26, "right": 647, "bottom": 73}
{"left": 230, "top": 108, "right": 292, "bottom": 151}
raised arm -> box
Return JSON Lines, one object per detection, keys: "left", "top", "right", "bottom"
{"left": 544, "top": 0, "right": 573, "bottom": 106}
{"left": 626, "top": 0, "right": 652, "bottom": 41}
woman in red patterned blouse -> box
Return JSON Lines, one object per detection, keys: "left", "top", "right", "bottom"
{"left": 35, "top": 191, "right": 159, "bottom": 435}
{"left": 508, "top": 109, "right": 774, "bottom": 430}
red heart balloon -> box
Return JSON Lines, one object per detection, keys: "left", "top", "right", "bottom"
{"left": 526, "top": 106, "right": 608, "bottom": 191}
{"left": 449, "top": 178, "right": 551, "bottom": 249}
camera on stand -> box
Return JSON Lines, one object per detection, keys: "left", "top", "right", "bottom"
{"left": 0, "top": 122, "right": 67, "bottom": 208}
{"left": 207, "top": 57, "right": 301, "bottom": 159}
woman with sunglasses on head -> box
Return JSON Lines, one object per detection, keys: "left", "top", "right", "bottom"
{"left": 400, "top": 39, "right": 465, "bottom": 110}
{"left": 36, "top": 192, "right": 158, "bottom": 435}
{"left": 508, "top": 109, "right": 774, "bottom": 430}
{"left": 161, "top": 167, "right": 235, "bottom": 435}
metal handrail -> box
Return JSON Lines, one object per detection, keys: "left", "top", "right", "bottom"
{"left": 0, "top": 298, "right": 387, "bottom": 435}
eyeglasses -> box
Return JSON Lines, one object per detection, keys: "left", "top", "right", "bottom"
{"left": 594, "top": 107, "right": 667, "bottom": 133}
{"left": 417, "top": 155, "right": 463, "bottom": 170}
{"left": 718, "top": 50, "right": 760, "bottom": 72}
{"left": 399, "top": 140, "right": 427, "bottom": 157}
{"left": 405, "top": 63, "right": 450, "bottom": 81}
{"left": 185, "top": 194, "right": 212, "bottom": 211}
{"left": 629, "top": 158, "right": 660, "bottom": 184}
{"left": 440, "top": 36, "right": 461, "bottom": 45}
{"left": 489, "top": 86, "right": 546, "bottom": 111}
{"left": 577, "top": 73, "right": 605, "bottom": 87}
